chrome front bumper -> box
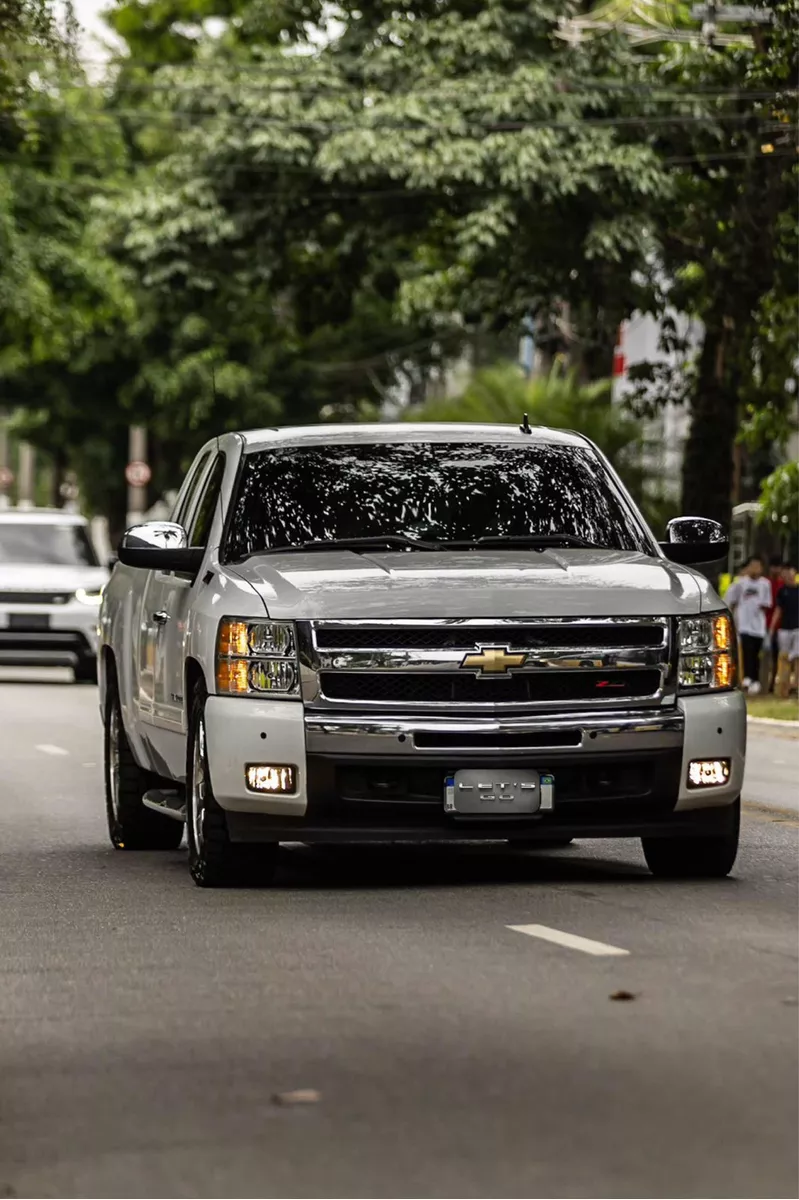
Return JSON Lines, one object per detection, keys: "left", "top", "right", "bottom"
{"left": 206, "top": 691, "right": 745, "bottom": 827}
{"left": 304, "top": 707, "right": 684, "bottom": 757}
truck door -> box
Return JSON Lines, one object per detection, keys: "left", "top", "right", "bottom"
{"left": 150, "top": 453, "right": 225, "bottom": 780}
{"left": 139, "top": 451, "right": 212, "bottom": 737}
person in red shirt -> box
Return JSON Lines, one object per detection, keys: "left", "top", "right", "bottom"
{"left": 766, "top": 556, "right": 784, "bottom": 692}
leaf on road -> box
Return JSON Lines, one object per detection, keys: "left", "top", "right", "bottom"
{"left": 609, "top": 990, "right": 637, "bottom": 1002}
{"left": 271, "top": 1089, "right": 322, "bottom": 1106}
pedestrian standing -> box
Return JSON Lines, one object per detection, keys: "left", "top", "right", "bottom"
{"left": 769, "top": 562, "right": 799, "bottom": 699}
{"left": 725, "top": 555, "right": 771, "bottom": 694}
{"left": 765, "top": 556, "right": 784, "bottom": 692}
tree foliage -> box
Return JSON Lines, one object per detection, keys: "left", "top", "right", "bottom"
{"left": 757, "top": 460, "right": 799, "bottom": 550}
{"left": 0, "top": 0, "right": 795, "bottom": 532}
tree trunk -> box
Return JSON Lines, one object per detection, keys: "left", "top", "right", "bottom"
{"left": 681, "top": 321, "right": 737, "bottom": 526}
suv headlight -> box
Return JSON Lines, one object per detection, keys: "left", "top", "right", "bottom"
{"left": 678, "top": 613, "right": 736, "bottom": 692}
{"left": 216, "top": 619, "right": 300, "bottom": 697}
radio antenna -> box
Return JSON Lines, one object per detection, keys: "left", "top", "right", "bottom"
{"left": 520, "top": 412, "right": 532, "bottom": 434}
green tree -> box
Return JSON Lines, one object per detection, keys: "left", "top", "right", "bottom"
{"left": 0, "top": 6, "right": 134, "bottom": 516}
{"left": 757, "top": 461, "right": 799, "bottom": 554}
{"left": 619, "top": 0, "right": 798, "bottom": 525}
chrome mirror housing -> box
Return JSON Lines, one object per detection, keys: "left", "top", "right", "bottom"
{"left": 120, "top": 522, "right": 189, "bottom": 553}
{"left": 660, "top": 517, "right": 729, "bottom": 565}
{"left": 118, "top": 522, "right": 204, "bottom": 575}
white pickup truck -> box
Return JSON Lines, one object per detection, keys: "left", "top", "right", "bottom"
{"left": 99, "top": 423, "right": 745, "bottom": 887}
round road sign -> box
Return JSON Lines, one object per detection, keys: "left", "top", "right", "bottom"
{"left": 0, "top": 466, "right": 14, "bottom": 490}
{"left": 125, "top": 460, "right": 151, "bottom": 488}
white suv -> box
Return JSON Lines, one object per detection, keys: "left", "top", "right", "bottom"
{"left": 0, "top": 509, "right": 108, "bottom": 682}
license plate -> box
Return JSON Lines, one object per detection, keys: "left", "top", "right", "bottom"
{"left": 9, "top": 613, "right": 49, "bottom": 630}
{"left": 444, "top": 769, "right": 554, "bottom": 816}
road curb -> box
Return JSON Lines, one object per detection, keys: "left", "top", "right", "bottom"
{"left": 748, "top": 716, "right": 799, "bottom": 735}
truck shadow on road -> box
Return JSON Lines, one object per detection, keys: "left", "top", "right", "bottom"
{"left": 198, "top": 841, "right": 737, "bottom": 892}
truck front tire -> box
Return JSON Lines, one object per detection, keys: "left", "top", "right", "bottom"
{"left": 641, "top": 798, "right": 740, "bottom": 879}
{"left": 104, "top": 680, "right": 184, "bottom": 851}
{"left": 186, "top": 686, "right": 278, "bottom": 888}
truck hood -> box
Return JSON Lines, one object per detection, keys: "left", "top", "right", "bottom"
{"left": 230, "top": 548, "right": 720, "bottom": 620}
{"left": 0, "top": 563, "right": 109, "bottom": 594}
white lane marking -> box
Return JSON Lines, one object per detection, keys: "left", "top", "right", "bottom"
{"left": 35, "top": 744, "right": 69, "bottom": 757}
{"left": 507, "top": 924, "right": 630, "bottom": 957}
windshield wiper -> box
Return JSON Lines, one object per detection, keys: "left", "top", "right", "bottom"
{"left": 256, "top": 535, "right": 442, "bottom": 557}
{"left": 439, "top": 534, "right": 606, "bottom": 551}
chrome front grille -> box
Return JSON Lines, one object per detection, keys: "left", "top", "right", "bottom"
{"left": 300, "top": 618, "right": 673, "bottom": 712}
{"left": 0, "top": 591, "right": 72, "bottom": 605}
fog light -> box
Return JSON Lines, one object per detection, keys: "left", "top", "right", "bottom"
{"left": 246, "top": 764, "right": 296, "bottom": 793}
{"left": 687, "top": 759, "right": 731, "bottom": 788}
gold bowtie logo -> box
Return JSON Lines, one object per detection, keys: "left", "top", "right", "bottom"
{"left": 460, "top": 646, "right": 527, "bottom": 675}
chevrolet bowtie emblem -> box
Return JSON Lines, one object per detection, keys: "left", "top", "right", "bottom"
{"left": 460, "top": 646, "right": 527, "bottom": 675}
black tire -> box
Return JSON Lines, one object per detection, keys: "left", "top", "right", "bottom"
{"left": 104, "top": 678, "right": 184, "bottom": 851}
{"left": 74, "top": 656, "right": 98, "bottom": 684}
{"left": 641, "top": 798, "right": 740, "bottom": 879}
{"left": 186, "top": 685, "right": 279, "bottom": 888}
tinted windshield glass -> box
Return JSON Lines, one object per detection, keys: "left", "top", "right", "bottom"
{"left": 225, "top": 442, "right": 650, "bottom": 558}
{"left": 0, "top": 523, "right": 98, "bottom": 566}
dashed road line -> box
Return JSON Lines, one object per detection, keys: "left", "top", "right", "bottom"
{"left": 35, "top": 744, "right": 69, "bottom": 757}
{"left": 507, "top": 924, "right": 630, "bottom": 957}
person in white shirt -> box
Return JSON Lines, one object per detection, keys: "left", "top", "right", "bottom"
{"left": 726, "top": 555, "right": 772, "bottom": 694}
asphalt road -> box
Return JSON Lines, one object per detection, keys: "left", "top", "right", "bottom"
{"left": 1, "top": 670, "right": 797, "bottom": 1200}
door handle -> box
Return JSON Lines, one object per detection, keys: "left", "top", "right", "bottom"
{"left": 153, "top": 611, "right": 170, "bottom": 625}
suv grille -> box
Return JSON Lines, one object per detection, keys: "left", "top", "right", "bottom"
{"left": 0, "top": 591, "right": 72, "bottom": 605}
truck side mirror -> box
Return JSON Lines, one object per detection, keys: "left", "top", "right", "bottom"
{"left": 659, "top": 517, "right": 729, "bottom": 565}
{"left": 117, "top": 521, "right": 204, "bottom": 575}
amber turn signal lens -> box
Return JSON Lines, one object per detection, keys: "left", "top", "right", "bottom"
{"left": 218, "top": 619, "right": 250, "bottom": 658}
{"left": 713, "top": 614, "right": 733, "bottom": 652}
{"left": 217, "top": 659, "right": 250, "bottom": 694}
{"left": 713, "top": 653, "right": 735, "bottom": 689}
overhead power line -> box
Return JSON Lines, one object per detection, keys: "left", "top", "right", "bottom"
{"left": 14, "top": 75, "right": 796, "bottom": 103}
{"left": 16, "top": 105, "right": 793, "bottom": 133}
{"left": 0, "top": 147, "right": 792, "bottom": 199}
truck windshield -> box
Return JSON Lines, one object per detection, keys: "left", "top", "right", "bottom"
{"left": 0, "top": 522, "right": 99, "bottom": 567}
{"left": 225, "top": 441, "right": 651, "bottom": 560}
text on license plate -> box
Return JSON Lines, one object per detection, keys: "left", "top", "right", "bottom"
{"left": 444, "top": 769, "right": 554, "bottom": 815}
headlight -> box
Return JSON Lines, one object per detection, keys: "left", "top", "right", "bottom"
{"left": 75, "top": 587, "right": 103, "bottom": 606}
{"left": 678, "top": 613, "right": 736, "bottom": 692}
{"left": 216, "top": 618, "right": 300, "bottom": 697}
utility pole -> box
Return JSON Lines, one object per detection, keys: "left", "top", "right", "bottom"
{"left": 0, "top": 417, "right": 11, "bottom": 509}
{"left": 519, "top": 314, "right": 536, "bottom": 380}
{"left": 17, "top": 442, "right": 36, "bottom": 508}
{"left": 126, "top": 425, "right": 151, "bottom": 528}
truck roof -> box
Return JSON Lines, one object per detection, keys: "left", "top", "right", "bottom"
{"left": 238, "top": 423, "right": 590, "bottom": 452}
